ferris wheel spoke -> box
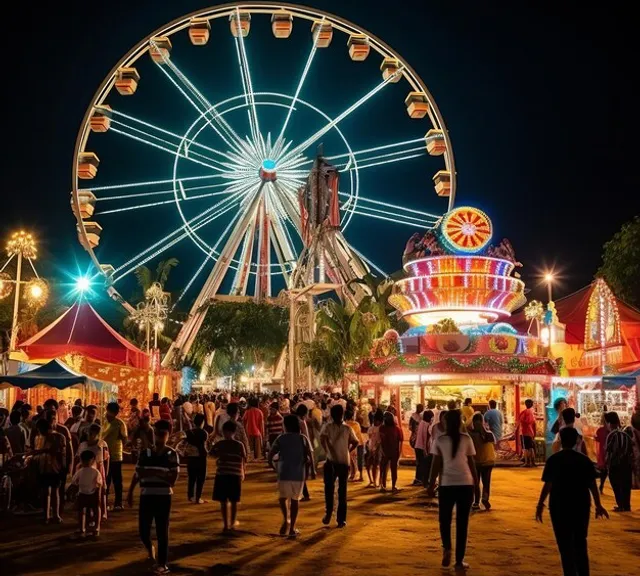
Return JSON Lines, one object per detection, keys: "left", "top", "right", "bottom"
{"left": 109, "top": 109, "right": 240, "bottom": 168}
{"left": 110, "top": 185, "right": 248, "bottom": 284}
{"left": 344, "top": 208, "right": 435, "bottom": 229}
{"left": 233, "top": 7, "right": 260, "bottom": 145}
{"left": 277, "top": 70, "right": 403, "bottom": 166}
{"left": 272, "top": 181, "right": 301, "bottom": 230}
{"left": 93, "top": 180, "right": 236, "bottom": 203}
{"left": 277, "top": 16, "right": 325, "bottom": 143}
{"left": 109, "top": 123, "right": 229, "bottom": 173}
{"left": 342, "top": 152, "right": 425, "bottom": 172}
{"left": 154, "top": 55, "right": 250, "bottom": 158}
{"left": 339, "top": 192, "right": 441, "bottom": 220}
{"left": 96, "top": 185, "right": 245, "bottom": 215}
{"left": 348, "top": 244, "right": 388, "bottom": 277}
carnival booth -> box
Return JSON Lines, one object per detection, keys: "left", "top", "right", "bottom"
{"left": 355, "top": 206, "right": 557, "bottom": 461}
{"left": 5, "top": 303, "right": 174, "bottom": 408}
{"left": 510, "top": 279, "right": 640, "bottom": 433}
{"left": 0, "top": 358, "right": 118, "bottom": 416}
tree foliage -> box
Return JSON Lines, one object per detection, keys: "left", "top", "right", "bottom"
{"left": 188, "top": 300, "right": 289, "bottom": 377}
{"left": 596, "top": 216, "right": 640, "bottom": 307}
{"left": 301, "top": 274, "right": 401, "bottom": 384}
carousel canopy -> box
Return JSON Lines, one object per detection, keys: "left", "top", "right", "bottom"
{"left": 0, "top": 358, "right": 115, "bottom": 392}
{"left": 19, "top": 302, "right": 148, "bottom": 369}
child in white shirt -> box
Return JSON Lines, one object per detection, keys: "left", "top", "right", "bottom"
{"left": 71, "top": 450, "right": 103, "bottom": 537}
{"left": 77, "top": 423, "right": 109, "bottom": 519}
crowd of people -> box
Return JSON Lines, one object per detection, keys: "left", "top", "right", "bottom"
{"left": 0, "top": 391, "right": 639, "bottom": 575}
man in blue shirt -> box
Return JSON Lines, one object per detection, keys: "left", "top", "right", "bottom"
{"left": 484, "top": 400, "right": 503, "bottom": 442}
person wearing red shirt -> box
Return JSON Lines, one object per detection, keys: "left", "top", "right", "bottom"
{"left": 379, "top": 411, "right": 404, "bottom": 492}
{"left": 517, "top": 399, "right": 537, "bottom": 467}
{"left": 243, "top": 397, "right": 265, "bottom": 460}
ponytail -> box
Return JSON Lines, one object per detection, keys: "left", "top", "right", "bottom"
{"left": 445, "top": 410, "right": 462, "bottom": 458}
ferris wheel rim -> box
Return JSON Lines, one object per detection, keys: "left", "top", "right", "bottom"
{"left": 71, "top": 0, "right": 456, "bottom": 303}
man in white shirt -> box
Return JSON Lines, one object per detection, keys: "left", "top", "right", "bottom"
{"left": 320, "top": 404, "right": 358, "bottom": 528}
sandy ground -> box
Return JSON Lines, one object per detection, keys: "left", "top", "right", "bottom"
{"left": 0, "top": 461, "right": 638, "bottom": 576}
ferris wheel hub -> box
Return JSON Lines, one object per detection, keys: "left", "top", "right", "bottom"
{"left": 259, "top": 158, "right": 277, "bottom": 182}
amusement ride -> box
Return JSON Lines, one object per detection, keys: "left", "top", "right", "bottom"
{"left": 70, "top": 2, "right": 457, "bottom": 366}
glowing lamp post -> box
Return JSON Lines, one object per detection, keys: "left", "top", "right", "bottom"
{"left": 4, "top": 231, "right": 41, "bottom": 351}
{"left": 544, "top": 272, "right": 554, "bottom": 303}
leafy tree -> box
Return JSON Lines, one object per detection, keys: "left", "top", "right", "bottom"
{"left": 189, "top": 300, "right": 289, "bottom": 379}
{"left": 596, "top": 216, "right": 640, "bottom": 307}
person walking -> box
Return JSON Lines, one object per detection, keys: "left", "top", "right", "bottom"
{"left": 468, "top": 413, "right": 496, "bottom": 510}
{"left": 415, "top": 410, "right": 434, "bottom": 487}
{"left": 102, "top": 402, "right": 127, "bottom": 511}
{"left": 427, "top": 410, "right": 477, "bottom": 571}
{"left": 127, "top": 420, "right": 179, "bottom": 575}
{"left": 461, "top": 398, "right": 474, "bottom": 429}
{"left": 483, "top": 400, "right": 503, "bottom": 442}
{"left": 320, "top": 404, "right": 358, "bottom": 528}
{"left": 536, "top": 427, "right": 608, "bottom": 576}
{"left": 409, "top": 403, "right": 424, "bottom": 485}
{"left": 517, "top": 399, "right": 537, "bottom": 466}
{"left": 243, "top": 397, "right": 264, "bottom": 461}
{"left": 604, "top": 411, "right": 633, "bottom": 512}
{"left": 379, "top": 411, "right": 404, "bottom": 493}
{"left": 595, "top": 414, "right": 609, "bottom": 494}
{"left": 184, "top": 414, "right": 208, "bottom": 504}
{"left": 268, "top": 414, "right": 312, "bottom": 538}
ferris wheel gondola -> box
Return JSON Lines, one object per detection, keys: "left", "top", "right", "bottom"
{"left": 71, "top": 2, "right": 458, "bottom": 362}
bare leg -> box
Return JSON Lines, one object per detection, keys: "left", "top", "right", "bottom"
{"left": 50, "top": 486, "right": 60, "bottom": 521}
{"left": 77, "top": 506, "right": 84, "bottom": 533}
{"left": 44, "top": 487, "right": 51, "bottom": 522}
{"left": 278, "top": 497, "right": 289, "bottom": 534}
{"left": 289, "top": 499, "right": 299, "bottom": 534}
{"left": 220, "top": 502, "right": 229, "bottom": 530}
{"left": 391, "top": 459, "right": 398, "bottom": 490}
{"left": 230, "top": 502, "right": 238, "bottom": 528}
{"left": 93, "top": 505, "right": 102, "bottom": 534}
{"left": 372, "top": 461, "right": 380, "bottom": 487}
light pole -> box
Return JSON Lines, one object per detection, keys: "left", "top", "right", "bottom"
{"left": 6, "top": 232, "right": 38, "bottom": 351}
{"left": 544, "top": 272, "right": 554, "bottom": 302}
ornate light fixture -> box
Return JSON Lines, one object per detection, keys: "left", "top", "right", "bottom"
{"left": 129, "top": 282, "right": 169, "bottom": 353}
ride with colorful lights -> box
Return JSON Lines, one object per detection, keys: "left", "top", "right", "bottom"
{"left": 354, "top": 206, "right": 557, "bottom": 461}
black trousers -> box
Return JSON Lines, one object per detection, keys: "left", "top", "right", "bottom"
{"left": 323, "top": 460, "right": 349, "bottom": 524}
{"left": 414, "top": 448, "right": 424, "bottom": 482}
{"left": 438, "top": 485, "right": 474, "bottom": 564}
{"left": 139, "top": 495, "right": 172, "bottom": 567}
{"left": 550, "top": 506, "right": 590, "bottom": 576}
{"left": 609, "top": 462, "right": 632, "bottom": 510}
{"left": 187, "top": 457, "right": 207, "bottom": 501}
{"left": 422, "top": 454, "right": 434, "bottom": 486}
{"left": 474, "top": 464, "right": 493, "bottom": 504}
{"left": 106, "top": 461, "right": 123, "bottom": 507}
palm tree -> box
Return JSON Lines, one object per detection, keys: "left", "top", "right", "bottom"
{"left": 124, "top": 258, "right": 179, "bottom": 351}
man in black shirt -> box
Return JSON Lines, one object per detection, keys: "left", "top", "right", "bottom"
{"left": 536, "top": 427, "right": 608, "bottom": 576}
{"left": 127, "top": 420, "right": 179, "bottom": 575}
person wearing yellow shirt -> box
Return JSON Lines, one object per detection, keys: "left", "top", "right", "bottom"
{"left": 101, "top": 402, "right": 128, "bottom": 511}
{"left": 345, "top": 408, "right": 364, "bottom": 482}
{"left": 461, "top": 398, "right": 475, "bottom": 429}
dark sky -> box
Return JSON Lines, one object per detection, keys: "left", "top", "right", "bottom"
{"left": 4, "top": 1, "right": 635, "bottom": 314}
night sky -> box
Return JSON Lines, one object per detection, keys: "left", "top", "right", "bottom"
{"left": 4, "top": 1, "right": 635, "bottom": 314}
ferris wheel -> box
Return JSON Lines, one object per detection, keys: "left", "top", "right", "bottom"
{"left": 71, "top": 2, "right": 456, "bottom": 337}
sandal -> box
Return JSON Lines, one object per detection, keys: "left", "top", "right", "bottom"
{"left": 279, "top": 521, "right": 290, "bottom": 536}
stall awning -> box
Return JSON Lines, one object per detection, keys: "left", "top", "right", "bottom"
{"left": 602, "top": 368, "right": 640, "bottom": 390}
{"left": 0, "top": 358, "right": 116, "bottom": 393}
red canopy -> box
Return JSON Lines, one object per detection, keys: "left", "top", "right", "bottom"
{"left": 19, "top": 303, "right": 149, "bottom": 369}
{"left": 510, "top": 282, "right": 640, "bottom": 359}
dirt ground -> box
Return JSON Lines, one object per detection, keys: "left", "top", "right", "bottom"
{"left": 1, "top": 461, "right": 638, "bottom": 576}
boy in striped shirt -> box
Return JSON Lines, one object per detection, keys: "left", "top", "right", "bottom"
{"left": 266, "top": 402, "right": 284, "bottom": 451}
{"left": 211, "top": 420, "right": 247, "bottom": 533}
{"left": 127, "top": 420, "right": 179, "bottom": 575}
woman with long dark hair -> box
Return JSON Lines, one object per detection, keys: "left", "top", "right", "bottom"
{"left": 427, "top": 410, "right": 477, "bottom": 571}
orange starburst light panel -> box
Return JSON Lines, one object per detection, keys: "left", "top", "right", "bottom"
{"left": 441, "top": 206, "right": 492, "bottom": 254}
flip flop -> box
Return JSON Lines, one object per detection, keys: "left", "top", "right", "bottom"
{"left": 279, "top": 522, "right": 290, "bottom": 536}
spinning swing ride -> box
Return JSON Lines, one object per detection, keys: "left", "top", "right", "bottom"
{"left": 70, "top": 2, "right": 457, "bottom": 365}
